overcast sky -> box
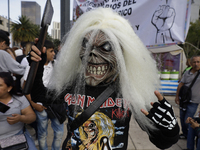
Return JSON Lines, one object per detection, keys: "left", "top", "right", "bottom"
{"left": 0, "top": 0, "right": 73, "bottom": 34}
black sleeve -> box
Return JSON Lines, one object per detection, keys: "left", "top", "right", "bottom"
{"left": 148, "top": 123, "right": 179, "bottom": 149}
{"left": 30, "top": 52, "right": 49, "bottom": 104}
{"left": 136, "top": 117, "right": 179, "bottom": 149}
{"left": 141, "top": 97, "right": 180, "bottom": 149}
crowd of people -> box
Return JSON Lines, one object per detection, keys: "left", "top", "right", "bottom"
{"left": 176, "top": 55, "right": 200, "bottom": 150}
{"left": 3, "top": 7, "right": 200, "bottom": 150}
{"left": 0, "top": 29, "right": 62, "bottom": 150}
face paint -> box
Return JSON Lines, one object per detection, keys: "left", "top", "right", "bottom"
{"left": 80, "top": 31, "right": 118, "bottom": 86}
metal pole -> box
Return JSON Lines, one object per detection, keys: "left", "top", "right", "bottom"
{"left": 60, "top": 0, "right": 70, "bottom": 40}
{"left": 184, "top": 42, "right": 200, "bottom": 51}
{"left": 8, "top": 0, "right": 10, "bottom": 33}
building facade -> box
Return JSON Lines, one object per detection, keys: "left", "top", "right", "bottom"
{"left": 190, "top": 0, "right": 200, "bottom": 22}
{"left": 51, "top": 21, "right": 61, "bottom": 40}
{"left": 0, "top": 16, "right": 10, "bottom": 31}
{"left": 0, "top": 16, "right": 16, "bottom": 47}
{"left": 21, "top": 1, "right": 41, "bottom": 25}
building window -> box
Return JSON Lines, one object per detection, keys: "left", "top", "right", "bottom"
{"left": 0, "top": 20, "right": 2, "bottom": 25}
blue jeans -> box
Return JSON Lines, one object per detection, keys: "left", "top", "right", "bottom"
{"left": 180, "top": 103, "right": 198, "bottom": 137}
{"left": 16, "top": 128, "right": 37, "bottom": 150}
{"left": 35, "top": 110, "right": 64, "bottom": 150}
{"left": 198, "top": 138, "right": 200, "bottom": 150}
{"left": 187, "top": 125, "right": 200, "bottom": 150}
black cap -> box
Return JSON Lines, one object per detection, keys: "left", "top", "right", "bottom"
{"left": 0, "top": 30, "right": 10, "bottom": 46}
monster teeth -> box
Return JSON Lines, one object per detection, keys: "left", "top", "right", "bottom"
{"left": 102, "top": 66, "right": 105, "bottom": 71}
{"left": 87, "top": 65, "right": 108, "bottom": 75}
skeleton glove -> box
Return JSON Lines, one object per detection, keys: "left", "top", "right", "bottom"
{"left": 147, "top": 98, "right": 177, "bottom": 131}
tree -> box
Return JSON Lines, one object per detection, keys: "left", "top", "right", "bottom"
{"left": 53, "top": 39, "right": 61, "bottom": 50}
{"left": 181, "top": 20, "right": 200, "bottom": 58}
{"left": 11, "top": 15, "right": 39, "bottom": 42}
{"left": 33, "top": 26, "right": 53, "bottom": 42}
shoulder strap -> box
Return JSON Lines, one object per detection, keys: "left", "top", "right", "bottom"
{"left": 69, "top": 85, "right": 114, "bottom": 131}
{"left": 188, "top": 70, "right": 200, "bottom": 89}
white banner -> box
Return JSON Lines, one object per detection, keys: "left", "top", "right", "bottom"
{"left": 72, "top": 0, "right": 191, "bottom": 47}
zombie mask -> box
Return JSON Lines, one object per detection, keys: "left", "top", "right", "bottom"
{"left": 80, "top": 31, "right": 118, "bottom": 86}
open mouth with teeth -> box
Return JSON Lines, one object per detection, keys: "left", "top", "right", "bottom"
{"left": 86, "top": 63, "right": 109, "bottom": 78}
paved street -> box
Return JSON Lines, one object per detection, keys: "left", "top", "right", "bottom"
{"left": 27, "top": 95, "right": 193, "bottom": 150}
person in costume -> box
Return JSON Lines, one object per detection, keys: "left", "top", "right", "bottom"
{"left": 29, "top": 8, "right": 179, "bottom": 150}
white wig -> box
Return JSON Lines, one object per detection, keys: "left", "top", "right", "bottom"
{"left": 48, "top": 8, "right": 160, "bottom": 132}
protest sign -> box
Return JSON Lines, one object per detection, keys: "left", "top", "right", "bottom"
{"left": 72, "top": 0, "right": 191, "bottom": 47}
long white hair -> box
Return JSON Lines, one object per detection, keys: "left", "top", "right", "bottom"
{"left": 48, "top": 8, "right": 160, "bottom": 132}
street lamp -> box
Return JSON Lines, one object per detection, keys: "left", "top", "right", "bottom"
{"left": 8, "top": 0, "right": 10, "bottom": 33}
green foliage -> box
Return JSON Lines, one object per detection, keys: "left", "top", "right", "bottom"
{"left": 53, "top": 39, "right": 61, "bottom": 50}
{"left": 46, "top": 34, "right": 53, "bottom": 41}
{"left": 182, "top": 20, "right": 200, "bottom": 58}
{"left": 11, "top": 16, "right": 39, "bottom": 42}
{"left": 186, "top": 20, "right": 200, "bottom": 48}
{"left": 11, "top": 15, "right": 53, "bottom": 44}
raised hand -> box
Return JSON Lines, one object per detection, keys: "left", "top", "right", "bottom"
{"left": 152, "top": 5, "right": 175, "bottom": 31}
{"left": 151, "top": 5, "right": 176, "bottom": 43}
{"left": 26, "top": 38, "right": 46, "bottom": 63}
{"left": 141, "top": 91, "right": 177, "bottom": 130}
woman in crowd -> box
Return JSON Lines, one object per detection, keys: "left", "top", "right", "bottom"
{"left": 0, "top": 72, "right": 37, "bottom": 150}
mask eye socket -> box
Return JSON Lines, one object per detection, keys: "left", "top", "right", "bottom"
{"left": 82, "top": 38, "right": 88, "bottom": 49}
{"left": 102, "top": 42, "right": 112, "bottom": 52}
